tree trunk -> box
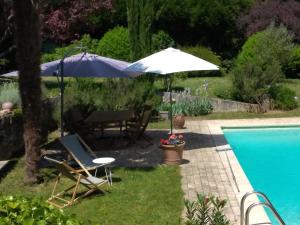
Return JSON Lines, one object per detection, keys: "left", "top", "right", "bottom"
{"left": 13, "top": 0, "right": 42, "bottom": 184}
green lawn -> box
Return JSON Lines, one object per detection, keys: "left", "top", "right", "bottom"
{"left": 0, "top": 158, "right": 183, "bottom": 225}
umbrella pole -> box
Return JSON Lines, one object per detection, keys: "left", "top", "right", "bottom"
{"left": 169, "top": 76, "right": 173, "bottom": 134}
{"left": 60, "top": 60, "right": 64, "bottom": 138}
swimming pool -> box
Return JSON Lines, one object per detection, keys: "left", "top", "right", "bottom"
{"left": 223, "top": 126, "right": 300, "bottom": 225}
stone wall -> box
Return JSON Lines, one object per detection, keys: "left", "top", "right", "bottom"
{"left": 209, "top": 98, "right": 260, "bottom": 113}
{"left": 163, "top": 92, "right": 260, "bottom": 112}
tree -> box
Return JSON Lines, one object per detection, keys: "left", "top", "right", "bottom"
{"left": 127, "top": 0, "right": 154, "bottom": 60}
{"left": 238, "top": 0, "right": 300, "bottom": 42}
{"left": 13, "top": 0, "right": 42, "bottom": 183}
{"left": 40, "top": 0, "right": 113, "bottom": 43}
{"left": 232, "top": 24, "right": 294, "bottom": 111}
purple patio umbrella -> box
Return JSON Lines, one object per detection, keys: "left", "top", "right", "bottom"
{"left": 1, "top": 52, "right": 137, "bottom": 137}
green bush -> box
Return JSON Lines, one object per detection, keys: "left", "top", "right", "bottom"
{"left": 55, "top": 78, "right": 160, "bottom": 124}
{"left": 0, "top": 196, "right": 84, "bottom": 225}
{"left": 151, "top": 30, "right": 175, "bottom": 52}
{"left": 96, "top": 26, "right": 131, "bottom": 61}
{"left": 182, "top": 46, "right": 222, "bottom": 76}
{"left": 42, "top": 34, "right": 99, "bottom": 63}
{"left": 184, "top": 193, "right": 231, "bottom": 225}
{"left": 285, "top": 45, "right": 300, "bottom": 78}
{"left": 235, "top": 23, "right": 294, "bottom": 70}
{"left": 214, "top": 86, "right": 233, "bottom": 100}
{"left": 269, "top": 85, "right": 298, "bottom": 110}
{"left": 231, "top": 24, "right": 294, "bottom": 109}
{"left": 0, "top": 82, "right": 20, "bottom": 106}
{"left": 170, "top": 98, "right": 213, "bottom": 116}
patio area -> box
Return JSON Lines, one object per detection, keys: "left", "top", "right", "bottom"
{"left": 1, "top": 117, "right": 300, "bottom": 224}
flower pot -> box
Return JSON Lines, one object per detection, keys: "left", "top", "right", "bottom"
{"left": 161, "top": 141, "right": 185, "bottom": 165}
{"left": 173, "top": 115, "right": 185, "bottom": 129}
{"left": 2, "top": 102, "right": 14, "bottom": 112}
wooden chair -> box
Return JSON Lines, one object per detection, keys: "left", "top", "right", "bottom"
{"left": 44, "top": 156, "right": 107, "bottom": 208}
{"left": 125, "top": 107, "right": 153, "bottom": 145}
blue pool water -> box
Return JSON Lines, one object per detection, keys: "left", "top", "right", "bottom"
{"left": 223, "top": 127, "right": 300, "bottom": 225}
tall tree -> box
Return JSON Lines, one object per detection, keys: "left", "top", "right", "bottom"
{"left": 13, "top": 0, "right": 42, "bottom": 183}
{"left": 127, "top": 0, "right": 153, "bottom": 60}
{"left": 238, "top": 0, "right": 300, "bottom": 42}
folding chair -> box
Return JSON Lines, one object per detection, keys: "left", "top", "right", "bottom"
{"left": 44, "top": 156, "right": 107, "bottom": 208}
{"left": 60, "top": 134, "right": 114, "bottom": 183}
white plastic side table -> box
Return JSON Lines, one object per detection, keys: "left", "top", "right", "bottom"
{"left": 92, "top": 157, "right": 115, "bottom": 185}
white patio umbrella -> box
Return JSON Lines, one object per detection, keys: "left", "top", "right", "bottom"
{"left": 124, "top": 47, "right": 219, "bottom": 134}
{"left": 1, "top": 52, "right": 137, "bottom": 137}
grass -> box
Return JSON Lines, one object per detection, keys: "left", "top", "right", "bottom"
{"left": 0, "top": 158, "right": 183, "bottom": 225}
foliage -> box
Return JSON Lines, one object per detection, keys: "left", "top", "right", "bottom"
{"left": 41, "top": 34, "right": 99, "bottom": 63}
{"left": 269, "top": 85, "right": 298, "bottom": 110}
{"left": 235, "top": 23, "right": 294, "bottom": 67}
{"left": 184, "top": 193, "right": 231, "bottom": 225}
{"left": 214, "top": 86, "right": 233, "bottom": 100}
{"left": 238, "top": 0, "right": 300, "bottom": 42}
{"left": 0, "top": 82, "right": 20, "bottom": 106}
{"left": 183, "top": 45, "right": 222, "bottom": 76}
{"left": 171, "top": 98, "right": 213, "bottom": 116}
{"left": 97, "top": 26, "right": 131, "bottom": 61}
{"left": 151, "top": 30, "right": 175, "bottom": 52}
{"left": 127, "top": 0, "right": 154, "bottom": 60}
{"left": 232, "top": 24, "right": 294, "bottom": 108}
{"left": 0, "top": 195, "right": 83, "bottom": 225}
{"left": 55, "top": 78, "right": 160, "bottom": 124}
{"left": 41, "top": 0, "right": 113, "bottom": 43}
{"left": 155, "top": 0, "right": 253, "bottom": 55}
{"left": 285, "top": 46, "right": 300, "bottom": 78}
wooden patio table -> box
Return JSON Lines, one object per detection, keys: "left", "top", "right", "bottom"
{"left": 84, "top": 110, "right": 134, "bottom": 135}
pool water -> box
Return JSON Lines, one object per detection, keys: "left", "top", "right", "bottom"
{"left": 223, "top": 127, "right": 300, "bottom": 225}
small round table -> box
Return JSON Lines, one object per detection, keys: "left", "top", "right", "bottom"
{"left": 92, "top": 157, "right": 115, "bottom": 185}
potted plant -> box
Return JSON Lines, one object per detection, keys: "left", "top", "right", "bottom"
{"left": 160, "top": 134, "right": 185, "bottom": 165}
{"left": 172, "top": 102, "right": 186, "bottom": 129}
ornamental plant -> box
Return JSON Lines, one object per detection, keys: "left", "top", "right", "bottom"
{"left": 160, "top": 134, "right": 184, "bottom": 145}
{"left": 185, "top": 193, "right": 231, "bottom": 225}
{"left": 0, "top": 196, "right": 85, "bottom": 225}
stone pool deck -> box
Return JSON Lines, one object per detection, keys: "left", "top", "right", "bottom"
{"left": 181, "top": 117, "right": 300, "bottom": 225}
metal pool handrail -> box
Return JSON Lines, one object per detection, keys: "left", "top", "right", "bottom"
{"left": 240, "top": 191, "right": 285, "bottom": 225}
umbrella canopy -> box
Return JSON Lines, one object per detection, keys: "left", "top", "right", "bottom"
{"left": 124, "top": 47, "right": 219, "bottom": 134}
{"left": 0, "top": 52, "right": 137, "bottom": 138}
{"left": 1, "top": 52, "right": 135, "bottom": 78}
{"left": 124, "top": 47, "right": 219, "bottom": 75}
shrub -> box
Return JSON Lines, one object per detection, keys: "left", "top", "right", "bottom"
{"left": 285, "top": 45, "right": 300, "bottom": 78}
{"left": 0, "top": 196, "right": 83, "bottom": 225}
{"left": 231, "top": 24, "right": 294, "bottom": 109}
{"left": 269, "top": 85, "right": 298, "bottom": 110}
{"left": 182, "top": 46, "right": 222, "bottom": 76}
{"left": 171, "top": 98, "right": 213, "bottom": 116}
{"left": 151, "top": 30, "right": 175, "bottom": 52}
{"left": 235, "top": 23, "right": 294, "bottom": 68}
{"left": 42, "top": 34, "right": 99, "bottom": 63}
{"left": 96, "top": 26, "right": 131, "bottom": 61}
{"left": 55, "top": 78, "right": 160, "bottom": 124}
{"left": 214, "top": 86, "right": 233, "bottom": 100}
{"left": 184, "top": 193, "right": 231, "bottom": 225}
{"left": 0, "top": 82, "right": 20, "bottom": 106}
